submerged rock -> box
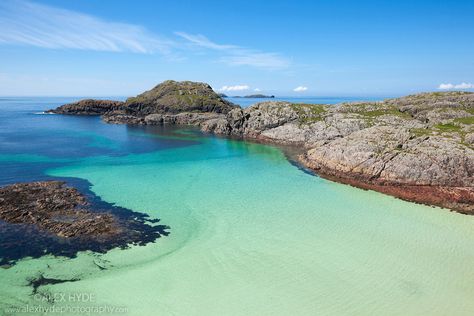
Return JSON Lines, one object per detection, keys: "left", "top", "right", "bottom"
{"left": 0, "top": 181, "right": 169, "bottom": 265}
{"left": 0, "top": 181, "right": 118, "bottom": 238}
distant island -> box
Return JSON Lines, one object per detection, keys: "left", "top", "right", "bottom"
{"left": 47, "top": 80, "right": 474, "bottom": 214}
{"left": 233, "top": 94, "right": 275, "bottom": 98}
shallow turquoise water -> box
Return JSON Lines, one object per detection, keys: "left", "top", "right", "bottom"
{"left": 1, "top": 98, "right": 474, "bottom": 315}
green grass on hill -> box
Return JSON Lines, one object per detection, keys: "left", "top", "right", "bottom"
{"left": 290, "top": 103, "right": 327, "bottom": 124}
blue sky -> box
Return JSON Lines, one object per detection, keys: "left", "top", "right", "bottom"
{"left": 0, "top": 0, "right": 473, "bottom": 96}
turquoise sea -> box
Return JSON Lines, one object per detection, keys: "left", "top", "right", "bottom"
{"left": 1, "top": 97, "right": 474, "bottom": 315}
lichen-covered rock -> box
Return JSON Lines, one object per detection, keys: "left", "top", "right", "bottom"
{"left": 200, "top": 117, "right": 231, "bottom": 134}
{"left": 103, "top": 112, "right": 145, "bottom": 125}
{"left": 385, "top": 91, "right": 474, "bottom": 121}
{"left": 303, "top": 126, "right": 412, "bottom": 181}
{"left": 380, "top": 137, "right": 474, "bottom": 186}
{"left": 424, "top": 108, "right": 472, "bottom": 125}
{"left": 303, "top": 126, "right": 474, "bottom": 187}
{"left": 241, "top": 102, "right": 299, "bottom": 136}
{"left": 465, "top": 133, "right": 474, "bottom": 145}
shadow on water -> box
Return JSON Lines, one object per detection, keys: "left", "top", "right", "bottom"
{"left": 0, "top": 116, "right": 217, "bottom": 269}
{"left": 0, "top": 176, "right": 170, "bottom": 267}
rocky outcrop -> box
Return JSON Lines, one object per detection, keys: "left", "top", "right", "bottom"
{"left": 203, "top": 92, "right": 474, "bottom": 213}
{"left": 300, "top": 127, "right": 474, "bottom": 213}
{"left": 0, "top": 181, "right": 169, "bottom": 264}
{"left": 384, "top": 91, "right": 474, "bottom": 123}
{"left": 202, "top": 102, "right": 300, "bottom": 138}
{"left": 47, "top": 99, "right": 124, "bottom": 115}
{"left": 49, "top": 80, "right": 237, "bottom": 126}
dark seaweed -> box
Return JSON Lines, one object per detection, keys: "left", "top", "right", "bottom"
{"left": 0, "top": 177, "right": 169, "bottom": 266}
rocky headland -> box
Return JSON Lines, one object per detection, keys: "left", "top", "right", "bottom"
{"left": 48, "top": 81, "right": 474, "bottom": 214}
{"left": 49, "top": 99, "right": 124, "bottom": 115}
{"left": 49, "top": 80, "right": 238, "bottom": 125}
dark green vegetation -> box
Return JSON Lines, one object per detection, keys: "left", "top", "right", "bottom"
{"left": 49, "top": 80, "right": 237, "bottom": 116}
{"left": 290, "top": 103, "right": 327, "bottom": 124}
{"left": 124, "top": 80, "right": 237, "bottom": 115}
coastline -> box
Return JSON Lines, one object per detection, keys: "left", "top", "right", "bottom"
{"left": 3, "top": 95, "right": 474, "bottom": 315}
{"left": 298, "top": 154, "right": 474, "bottom": 214}
{"left": 45, "top": 81, "right": 474, "bottom": 215}
{"left": 225, "top": 134, "right": 474, "bottom": 214}
{"left": 205, "top": 131, "right": 474, "bottom": 214}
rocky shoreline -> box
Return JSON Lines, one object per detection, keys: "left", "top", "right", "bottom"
{"left": 299, "top": 155, "right": 474, "bottom": 214}
{"left": 0, "top": 181, "right": 169, "bottom": 265}
{"left": 48, "top": 80, "right": 474, "bottom": 214}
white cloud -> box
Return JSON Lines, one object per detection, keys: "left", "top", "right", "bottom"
{"left": 455, "top": 82, "right": 474, "bottom": 89}
{"left": 218, "top": 85, "right": 250, "bottom": 92}
{"left": 176, "top": 32, "right": 290, "bottom": 70}
{"left": 439, "top": 82, "right": 474, "bottom": 90}
{"left": 220, "top": 53, "right": 290, "bottom": 69}
{"left": 438, "top": 83, "right": 455, "bottom": 90}
{"left": 0, "top": 1, "right": 292, "bottom": 71}
{"left": 0, "top": 0, "right": 173, "bottom": 54}
{"left": 174, "top": 32, "right": 236, "bottom": 50}
{"left": 293, "top": 86, "right": 308, "bottom": 92}
{"left": 254, "top": 88, "right": 261, "bottom": 92}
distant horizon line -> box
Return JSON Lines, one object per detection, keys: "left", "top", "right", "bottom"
{"left": 2, "top": 90, "right": 472, "bottom": 99}
{"left": 2, "top": 90, "right": 473, "bottom": 100}
{"left": 0, "top": 94, "right": 402, "bottom": 99}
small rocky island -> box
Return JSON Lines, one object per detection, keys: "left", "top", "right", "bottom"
{"left": 0, "top": 181, "right": 168, "bottom": 265}
{"left": 49, "top": 80, "right": 238, "bottom": 125}
{"left": 48, "top": 81, "right": 474, "bottom": 214}
{"left": 234, "top": 94, "right": 275, "bottom": 98}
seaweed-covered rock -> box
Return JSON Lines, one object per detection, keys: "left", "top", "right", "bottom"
{"left": 47, "top": 99, "right": 124, "bottom": 115}
{"left": 0, "top": 181, "right": 169, "bottom": 264}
